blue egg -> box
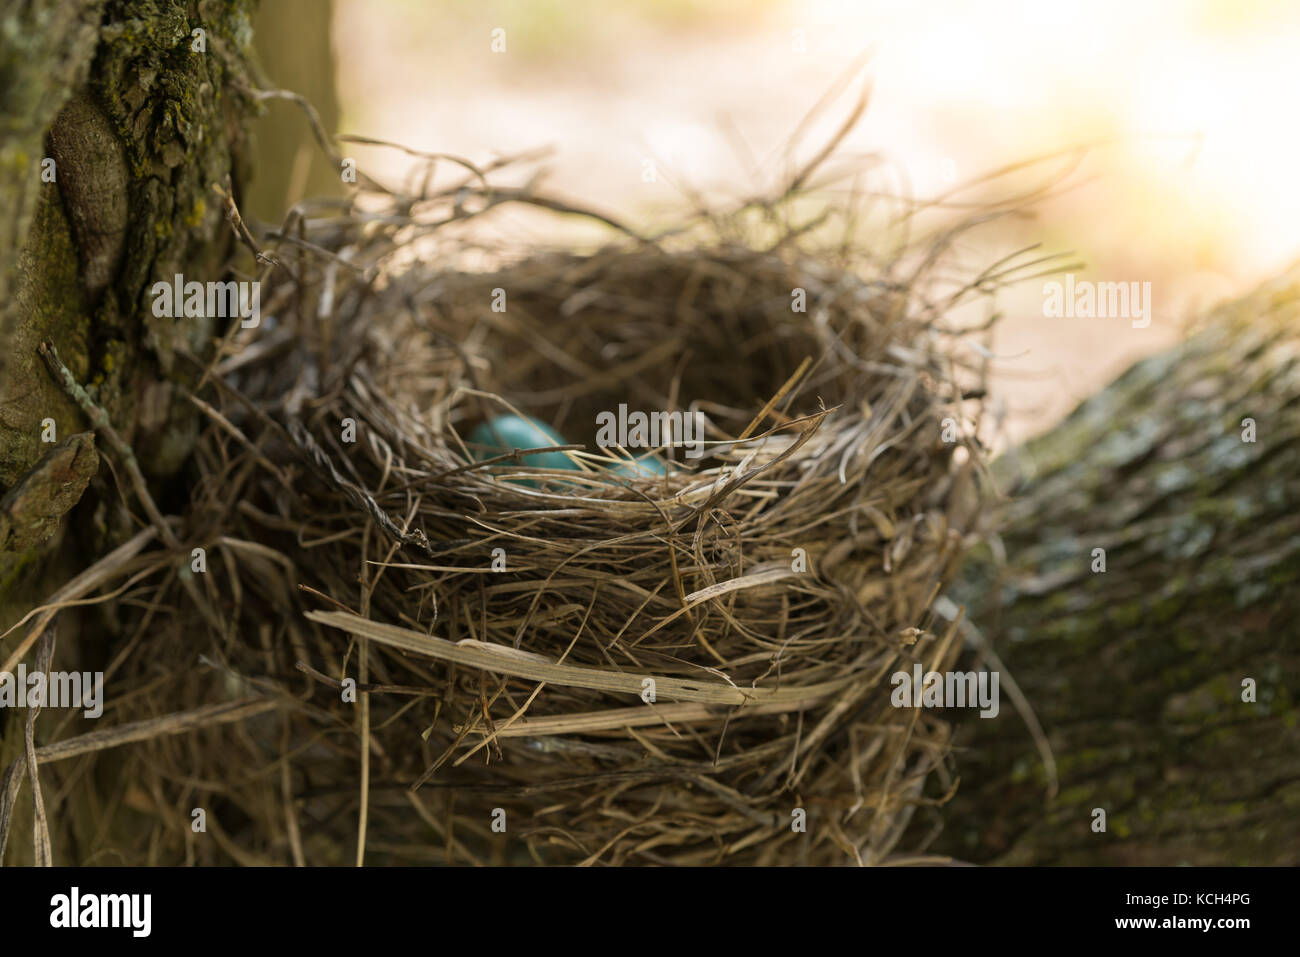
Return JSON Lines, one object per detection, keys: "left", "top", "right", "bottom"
{"left": 467, "top": 414, "right": 673, "bottom": 487}
{"left": 467, "top": 415, "right": 578, "bottom": 473}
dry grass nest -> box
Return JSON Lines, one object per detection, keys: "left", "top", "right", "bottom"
{"left": 3, "top": 133, "right": 1006, "bottom": 865}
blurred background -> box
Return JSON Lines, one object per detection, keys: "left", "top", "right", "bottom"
{"left": 250, "top": 0, "right": 1300, "bottom": 449}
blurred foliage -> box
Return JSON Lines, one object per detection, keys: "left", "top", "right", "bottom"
{"left": 387, "top": 0, "right": 785, "bottom": 61}
{"left": 248, "top": 0, "right": 343, "bottom": 225}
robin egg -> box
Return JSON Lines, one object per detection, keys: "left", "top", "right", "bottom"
{"left": 467, "top": 414, "right": 577, "bottom": 472}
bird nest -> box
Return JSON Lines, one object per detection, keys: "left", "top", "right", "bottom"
{"left": 5, "top": 134, "right": 998, "bottom": 865}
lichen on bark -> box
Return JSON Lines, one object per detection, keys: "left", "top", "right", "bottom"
{"left": 926, "top": 272, "right": 1300, "bottom": 865}
{"left": 0, "top": 0, "right": 258, "bottom": 610}
{"left": 0, "top": 431, "right": 99, "bottom": 553}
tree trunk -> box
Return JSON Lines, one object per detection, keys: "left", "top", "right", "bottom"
{"left": 246, "top": 0, "right": 341, "bottom": 224}
{"left": 931, "top": 271, "right": 1300, "bottom": 865}
{"left": 0, "top": 0, "right": 259, "bottom": 617}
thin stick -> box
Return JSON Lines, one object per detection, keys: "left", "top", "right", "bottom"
{"left": 37, "top": 342, "right": 178, "bottom": 551}
{"left": 31, "top": 698, "right": 277, "bottom": 765}
{"left": 0, "top": 527, "right": 156, "bottom": 675}
{"left": 212, "top": 180, "right": 280, "bottom": 267}
{"left": 37, "top": 341, "right": 224, "bottom": 633}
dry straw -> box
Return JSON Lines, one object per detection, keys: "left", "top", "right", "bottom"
{"left": 3, "top": 90, "right": 1032, "bottom": 865}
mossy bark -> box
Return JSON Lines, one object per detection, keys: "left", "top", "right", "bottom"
{"left": 0, "top": 0, "right": 269, "bottom": 868}
{"left": 0, "top": 0, "right": 258, "bottom": 618}
{"left": 931, "top": 272, "right": 1300, "bottom": 865}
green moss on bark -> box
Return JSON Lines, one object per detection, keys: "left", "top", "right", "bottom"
{"left": 0, "top": 1, "right": 257, "bottom": 608}
{"left": 926, "top": 272, "right": 1300, "bottom": 865}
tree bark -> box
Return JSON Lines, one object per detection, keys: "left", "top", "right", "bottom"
{"left": 0, "top": 0, "right": 258, "bottom": 617}
{"left": 931, "top": 271, "right": 1300, "bottom": 865}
